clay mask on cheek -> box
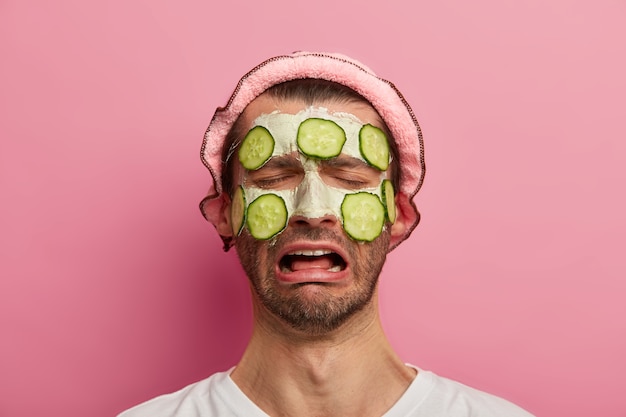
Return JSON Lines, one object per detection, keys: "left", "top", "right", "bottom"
{"left": 233, "top": 107, "right": 395, "bottom": 242}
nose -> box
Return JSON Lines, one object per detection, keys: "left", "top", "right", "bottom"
{"left": 289, "top": 212, "right": 338, "bottom": 228}
{"left": 289, "top": 213, "right": 337, "bottom": 226}
{"left": 288, "top": 168, "right": 342, "bottom": 228}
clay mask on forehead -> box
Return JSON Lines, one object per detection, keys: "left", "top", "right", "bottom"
{"left": 230, "top": 107, "right": 397, "bottom": 242}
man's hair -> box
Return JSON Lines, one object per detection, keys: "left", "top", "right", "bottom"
{"left": 220, "top": 79, "right": 401, "bottom": 198}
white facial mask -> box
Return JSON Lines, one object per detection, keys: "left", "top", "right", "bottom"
{"left": 238, "top": 107, "right": 392, "bottom": 241}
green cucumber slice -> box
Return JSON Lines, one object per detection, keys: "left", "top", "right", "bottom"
{"left": 230, "top": 186, "right": 246, "bottom": 236}
{"left": 246, "top": 193, "right": 288, "bottom": 240}
{"left": 381, "top": 180, "right": 396, "bottom": 224}
{"left": 359, "top": 124, "right": 390, "bottom": 171}
{"left": 297, "top": 118, "right": 346, "bottom": 159}
{"left": 239, "top": 126, "right": 275, "bottom": 170}
{"left": 341, "top": 192, "right": 385, "bottom": 242}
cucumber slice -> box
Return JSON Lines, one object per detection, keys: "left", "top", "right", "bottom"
{"left": 341, "top": 192, "right": 385, "bottom": 242}
{"left": 239, "top": 126, "right": 275, "bottom": 170}
{"left": 246, "top": 193, "right": 288, "bottom": 240}
{"left": 230, "top": 186, "right": 246, "bottom": 236}
{"left": 297, "top": 118, "right": 346, "bottom": 159}
{"left": 359, "top": 124, "right": 390, "bottom": 171}
{"left": 381, "top": 180, "right": 396, "bottom": 224}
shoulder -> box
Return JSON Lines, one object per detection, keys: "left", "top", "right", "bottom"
{"left": 116, "top": 370, "right": 231, "bottom": 417}
{"left": 417, "top": 370, "right": 535, "bottom": 417}
{"left": 389, "top": 366, "right": 535, "bottom": 417}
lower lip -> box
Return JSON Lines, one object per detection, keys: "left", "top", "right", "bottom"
{"left": 274, "top": 266, "right": 350, "bottom": 284}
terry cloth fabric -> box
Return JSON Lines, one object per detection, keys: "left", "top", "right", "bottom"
{"left": 200, "top": 51, "right": 425, "bottom": 250}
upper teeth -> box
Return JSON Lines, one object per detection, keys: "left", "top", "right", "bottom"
{"left": 288, "top": 249, "right": 332, "bottom": 256}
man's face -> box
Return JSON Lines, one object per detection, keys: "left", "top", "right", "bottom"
{"left": 224, "top": 95, "right": 397, "bottom": 334}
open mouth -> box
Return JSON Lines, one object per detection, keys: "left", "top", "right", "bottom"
{"left": 279, "top": 249, "right": 347, "bottom": 274}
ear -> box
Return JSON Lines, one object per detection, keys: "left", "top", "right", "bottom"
{"left": 214, "top": 193, "right": 234, "bottom": 238}
{"left": 388, "top": 191, "right": 420, "bottom": 250}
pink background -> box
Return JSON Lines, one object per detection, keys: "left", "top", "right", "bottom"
{"left": 1, "top": 0, "right": 625, "bottom": 416}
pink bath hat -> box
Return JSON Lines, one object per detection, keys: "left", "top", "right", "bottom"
{"left": 200, "top": 51, "right": 425, "bottom": 249}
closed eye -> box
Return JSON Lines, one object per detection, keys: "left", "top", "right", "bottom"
{"left": 320, "top": 157, "right": 382, "bottom": 189}
{"left": 332, "top": 176, "right": 369, "bottom": 188}
{"left": 245, "top": 155, "right": 304, "bottom": 189}
{"left": 252, "top": 174, "right": 300, "bottom": 188}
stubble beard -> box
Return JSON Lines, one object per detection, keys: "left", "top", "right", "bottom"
{"left": 235, "top": 227, "right": 390, "bottom": 335}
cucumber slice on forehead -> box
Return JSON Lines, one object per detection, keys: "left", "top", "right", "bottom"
{"left": 246, "top": 194, "right": 288, "bottom": 240}
{"left": 381, "top": 180, "right": 396, "bottom": 224}
{"left": 297, "top": 118, "right": 346, "bottom": 159}
{"left": 239, "top": 126, "right": 275, "bottom": 170}
{"left": 359, "top": 124, "right": 390, "bottom": 171}
{"left": 230, "top": 186, "right": 246, "bottom": 236}
{"left": 341, "top": 192, "right": 385, "bottom": 242}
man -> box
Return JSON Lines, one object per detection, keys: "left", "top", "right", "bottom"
{"left": 119, "top": 52, "right": 534, "bottom": 416}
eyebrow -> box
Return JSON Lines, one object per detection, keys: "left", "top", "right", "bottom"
{"left": 320, "top": 156, "right": 374, "bottom": 171}
{"left": 255, "top": 155, "right": 301, "bottom": 170}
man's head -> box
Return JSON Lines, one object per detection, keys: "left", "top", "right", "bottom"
{"left": 220, "top": 93, "right": 404, "bottom": 334}
{"left": 201, "top": 52, "right": 425, "bottom": 252}
{"left": 200, "top": 52, "right": 425, "bottom": 333}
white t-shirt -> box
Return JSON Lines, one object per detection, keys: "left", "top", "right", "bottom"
{"left": 118, "top": 366, "right": 534, "bottom": 417}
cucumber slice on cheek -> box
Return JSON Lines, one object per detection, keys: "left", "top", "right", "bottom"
{"left": 341, "top": 192, "right": 385, "bottom": 242}
{"left": 297, "top": 118, "right": 346, "bottom": 159}
{"left": 230, "top": 186, "right": 246, "bottom": 236}
{"left": 239, "top": 126, "right": 275, "bottom": 170}
{"left": 381, "top": 180, "right": 396, "bottom": 224}
{"left": 246, "top": 194, "right": 288, "bottom": 240}
{"left": 359, "top": 124, "right": 390, "bottom": 171}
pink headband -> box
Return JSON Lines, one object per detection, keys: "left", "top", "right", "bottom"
{"left": 200, "top": 51, "right": 425, "bottom": 250}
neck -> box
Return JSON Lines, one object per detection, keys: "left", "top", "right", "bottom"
{"left": 231, "top": 291, "right": 416, "bottom": 417}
